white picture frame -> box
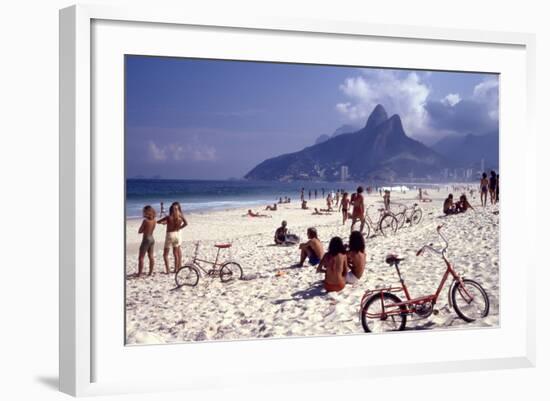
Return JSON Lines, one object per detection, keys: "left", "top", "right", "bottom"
{"left": 59, "top": 4, "right": 536, "bottom": 397}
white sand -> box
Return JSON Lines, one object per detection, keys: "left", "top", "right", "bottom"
{"left": 125, "top": 188, "right": 499, "bottom": 344}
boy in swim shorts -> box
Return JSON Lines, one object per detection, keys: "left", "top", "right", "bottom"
{"left": 137, "top": 205, "right": 157, "bottom": 276}
{"left": 296, "top": 227, "right": 324, "bottom": 267}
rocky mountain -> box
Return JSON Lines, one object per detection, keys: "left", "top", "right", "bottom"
{"left": 314, "top": 124, "right": 359, "bottom": 145}
{"left": 432, "top": 131, "right": 499, "bottom": 169}
{"left": 245, "top": 105, "right": 447, "bottom": 181}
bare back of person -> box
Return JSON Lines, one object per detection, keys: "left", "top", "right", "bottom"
{"left": 323, "top": 253, "right": 347, "bottom": 291}
{"left": 347, "top": 250, "right": 365, "bottom": 280}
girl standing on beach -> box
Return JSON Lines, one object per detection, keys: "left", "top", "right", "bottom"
{"left": 339, "top": 192, "right": 350, "bottom": 225}
{"left": 158, "top": 202, "right": 188, "bottom": 273}
{"left": 489, "top": 171, "right": 497, "bottom": 205}
{"left": 137, "top": 205, "right": 156, "bottom": 277}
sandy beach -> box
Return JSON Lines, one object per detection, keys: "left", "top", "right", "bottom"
{"left": 125, "top": 188, "right": 499, "bottom": 345}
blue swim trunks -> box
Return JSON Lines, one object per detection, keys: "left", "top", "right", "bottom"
{"left": 308, "top": 256, "right": 320, "bottom": 266}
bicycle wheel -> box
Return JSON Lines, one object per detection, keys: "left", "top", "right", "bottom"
{"left": 175, "top": 265, "right": 200, "bottom": 288}
{"left": 451, "top": 279, "right": 490, "bottom": 322}
{"left": 394, "top": 211, "right": 406, "bottom": 229}
{"left": 379, "top": 214, "right": 398, "bottom": 236}
{"left": 410, "top": 209, "right": 422, "bottom": 226}
{"left": 361, "top": 292, "right": 407, "bottom": 333}
{"left": 361, "top": 222, "right": 371, "bottom": 239}
{"left": 219, "top": 262, "right": 243, "bottom": 283}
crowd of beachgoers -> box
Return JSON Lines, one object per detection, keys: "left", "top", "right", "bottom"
{"left": 125, "top": 172, "right": 500, "bottom": 344}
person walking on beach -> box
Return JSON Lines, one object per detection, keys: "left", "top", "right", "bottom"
{"left": 314, "top": 189, "right": 318, "bottom": 199}
{"left": 489, "top": 170, "right": 497, "bottom": 205}
{"left": 316, "top": 236, "right": 347, "bottom": 292}
{"left": 383, "top": 190, "right": 391, "bottom": 211}
{"left": 136, "top": 205, "right": 157, "bottom": 277}
{"left": 480, "top": 173, "right": 489, "bottom": 207}
{"left": 335, "top": 191, "right": 340, "bottom": 208}
{"left": 339, "top": 192, "right": 350, "bottom": 225}
{"left": 346, "top": 231, "right": 366, "bottom": 284}
{"left": 326, "top": 192, "right": 333, "bottom": 211}
{"left": 309, "top": 190, "right": 312, "bottom": 200}
{"left": 159, "top": 201, "right": 166, "bottom": 218}
{"left": 158, "top": 202, "right": 188, "bottom": 273}
{"left": 300, "top": 188, "right": 304, "bottom": 202}
{"left": 496, "top": 174, "right": 500, "bottom": 203}
{"left": 350, "top": 186, "right": 366, "bottom": 233}
{"left": 295, "top": 227, "right": 324, "bottom": 267}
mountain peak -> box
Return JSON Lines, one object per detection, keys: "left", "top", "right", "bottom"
{"left": 365, "top": 104, "right": 388, "bottom": 131}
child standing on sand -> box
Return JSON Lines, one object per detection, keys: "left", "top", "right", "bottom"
{"left": 383, "top": 190, "right": 391, "bottom": 211}
{"left": 339, "top": 192, "right": 350, "bottom": 225}
{"left": 137, "top": 205, "right": 157, "bottom": 277}
{"left": 158, "top": 202, "right": 188, "bottom": 274}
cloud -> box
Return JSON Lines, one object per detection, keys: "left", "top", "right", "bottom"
{"left": 335, "top": 69, "right": 430, "bottom": 137}
{"left": 147, "top": 141, "right": 217, "bottom": 162}
{"left": 442, "top": 93, "right": 461, "bottom": 107}
{"left": 425, "top": 76, "right": 499, "bottom": 135}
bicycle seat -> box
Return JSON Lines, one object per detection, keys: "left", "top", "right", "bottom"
{"left": 385, "top": 254, "right": 405, "bottom": 265}
{"left": 214, "top": 243, "right": 232, "bottom": 249}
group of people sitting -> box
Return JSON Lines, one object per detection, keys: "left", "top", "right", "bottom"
{"left": 288, "top": 227, "right": 366, "bottom": 292}
{"left": 278, "top": 197, "right": 291, "bottom": 204}
{"left": 443, "top": 193, "right": 474, "bottom": 215}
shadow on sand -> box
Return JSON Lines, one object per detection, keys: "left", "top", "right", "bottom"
{"left": 272, "top": 280, "right": 325, "bottom": 305}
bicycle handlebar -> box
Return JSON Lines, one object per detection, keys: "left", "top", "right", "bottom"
{"left": 416, "top": 225, "right": 448, "bottom": 257}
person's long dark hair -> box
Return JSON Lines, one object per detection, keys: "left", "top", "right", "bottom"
{"left": 348, "top": 231, "right": 365, "bottom": 253}
{"left": 328, "top": 236, "right": 346, "bottom": 256}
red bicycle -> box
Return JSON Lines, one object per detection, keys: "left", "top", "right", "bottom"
{"left": 360, "top": 225, "right": 489, "bottom": 332}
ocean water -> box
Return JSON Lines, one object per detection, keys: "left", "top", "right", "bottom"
{"left": 126, "top": 179, "right": 352, "bottom": 219}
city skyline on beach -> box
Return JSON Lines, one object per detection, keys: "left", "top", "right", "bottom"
{"left": 126, "top": 56, "right": 499, "bottom": 180}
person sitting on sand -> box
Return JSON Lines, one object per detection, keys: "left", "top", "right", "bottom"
{"left": 456, "top": 194, "right": 474, "bottom": 213}
{"left": 346, "top": 231, "right": 366, "bottom": 284}
{"left": 158, "top": 202, "right": 188, "bottom": 274}
{"left": 245, "top": 209, "right": 271, "bottom": 218}
{"left": 265, "top": 203, "right": 277, "bottom": 211}
{"left": 278, "top": 197, "right": 283, "bottom": 204}
{"left": 339, "top": 192, "right": 350, "bottom": 225}
{"left": 296, "top": 227, "right": 324, "bottom": 267}
{"left": 274, "top": 220, "right": 288, "bottom": 245}
{"left": 301, "top": 200, "right": 309, "bottom": 210}
{"left": 136, "top": 205, "right": 157, "bottom": 277}
{"left": 350, "top": 186, "right": 366, "bottom": 233}
{"left": 316, "top": 236, "right": 348, "bottom": 292}
{"left": 443, "top": 194, "right": 456, "bottom": 215}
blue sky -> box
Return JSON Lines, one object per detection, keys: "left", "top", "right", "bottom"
{"left": 126, "top": 56, "right": 499, "bottom": 179}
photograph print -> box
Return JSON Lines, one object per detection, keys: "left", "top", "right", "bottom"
{"left": 125, "top": 55, "right": 499, "bottom": 345}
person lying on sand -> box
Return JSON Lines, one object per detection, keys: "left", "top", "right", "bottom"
{"left": 443, "top": 194, "right": 457, "bottom": 215}
{"left": 274, "top": 220, "right": 288, "bottom": 245}
{"left": 312, "top": 208, "right": 330, "bottom": 215}
{"left": 346, "top": 231, "right": 366, "bottom": 284}
{"left": 295, "top": 227, "right": 324, "bottom": 267}
{"left": 244, "top": 209, "right": 271, "bottom": 218}
{"left": 136, "top": 205, "right": 157, "bottom": 277}
{"left": 316, "top": 236, "right": 348, "bottom": 292}
{"left": 265, "top": 203, "right": 277, "bottom": 211}
{"left": 301, "top": 200, "right": 309, "bottom": 210}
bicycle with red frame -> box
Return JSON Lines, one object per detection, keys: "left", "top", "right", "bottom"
{"left": 360, "top": 225, "right": 489, "bottom": 332}
{"left": 175, "top": 242, "right": 243, "bottom": 287}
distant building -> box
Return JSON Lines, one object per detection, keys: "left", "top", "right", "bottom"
{"left": 340, "top": 165, "right": 349, "bottom": 181}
